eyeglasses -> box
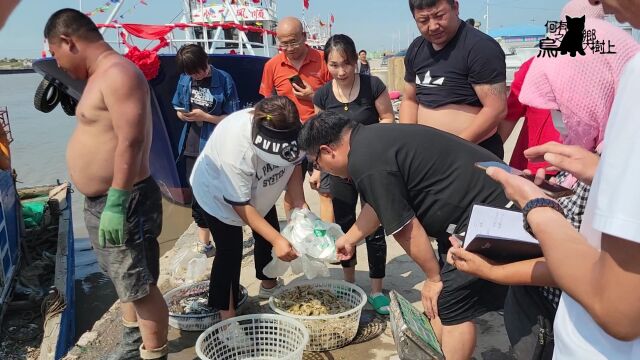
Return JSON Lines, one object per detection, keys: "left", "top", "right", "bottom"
{"left": 278, "top": 40, "right": 303, "bottom": 49}
{"left": 312, "top": 148, "right": 321, "bottom": 171}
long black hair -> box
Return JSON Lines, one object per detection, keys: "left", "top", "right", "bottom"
{"left": 323, "top": 34, "right": 358, "bottom": 65}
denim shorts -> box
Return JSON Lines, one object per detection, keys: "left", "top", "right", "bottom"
{"left": 84, "top": 177, "right": 163, "bottom": 303}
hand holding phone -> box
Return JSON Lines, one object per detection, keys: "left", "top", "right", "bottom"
{"left": 475, "top": 161, "right": 574, "bottom": 198}
{"left": 289, "top": 75, "right": 305, "bottom": 88}
{"left": 174, "top": 107, "right": 188, "bottom": 113}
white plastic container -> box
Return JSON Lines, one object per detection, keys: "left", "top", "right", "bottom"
{"left": 196, "top": 314, "right": 309, "bottom": 360}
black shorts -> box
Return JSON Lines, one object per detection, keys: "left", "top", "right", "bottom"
{"left": 437, "top": 260, "right": 508, "bottom": 325}
{"left": 191, "top": 198, "right": 208, "bottom": 228}
{"left": 435, "top": 212, "right": 508, "bottom": 326}
{"left": 504, "top": 286, "right": 556, "bottom": 360}
{"left": 478, "top": 132, "right": 504, "bottom": 160}
{"left": 84, "top": 177, "right": 163, "bottom": 303}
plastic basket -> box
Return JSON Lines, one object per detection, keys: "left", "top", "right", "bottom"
{"left": 268, "top": 279, "right": 367, "bottom": 351}
{"left": 164, "top": 280, "right": 248, "bottom": 331}
{"left": 196, "top": 314, "right": 309, "bottom": 360}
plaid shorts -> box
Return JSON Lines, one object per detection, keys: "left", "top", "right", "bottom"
{"left": 539, "top": 171, "right": 592, "bottom": 308}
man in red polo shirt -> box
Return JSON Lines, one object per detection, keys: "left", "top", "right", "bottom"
{"left": 260, "top": 16, "right": 331, "bottom": 123}
{"left": 260, "top": 16, "right": 332, "bottom": 221}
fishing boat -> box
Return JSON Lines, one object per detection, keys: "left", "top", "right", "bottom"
{"left": 0, "top": 106, "right": 76, "bottom": 360}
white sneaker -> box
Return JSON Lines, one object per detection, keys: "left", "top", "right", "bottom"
{"left": 258, "top": 278, "right": 284, "bottom": 299}
{"left": 195, "top": 242, "right": 215, "bottom": 258}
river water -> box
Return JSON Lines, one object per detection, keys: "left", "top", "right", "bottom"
{"left": 0, "top": 73, "right": 192, "bottom": 339}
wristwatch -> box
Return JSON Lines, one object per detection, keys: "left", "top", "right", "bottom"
{"left": 522, "top": 198, "right": 565, "bottom": 235}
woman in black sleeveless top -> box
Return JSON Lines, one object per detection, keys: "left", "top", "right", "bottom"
{"left": 312, "top": 34, "right": 394, "bottom": 314}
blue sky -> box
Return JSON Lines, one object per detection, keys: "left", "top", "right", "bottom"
{"left": 0, "top": 0, "right": 565, "bottom": 59}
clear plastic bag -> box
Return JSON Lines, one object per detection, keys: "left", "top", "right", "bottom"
{"left": 171, "top": 240, "right": 210, "bottom": 286}
{"left": 185, "top": 255, "right": 209, "bottom": 284}
{"left": 263, "top": 209, "right": 343, "bottom": 280}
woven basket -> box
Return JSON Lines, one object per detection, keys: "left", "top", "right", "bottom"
{"left": 268, "top": 279, "right": 367, "bottom": 351}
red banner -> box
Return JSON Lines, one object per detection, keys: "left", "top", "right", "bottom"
{"left": 98, "top": 22, "right": 276, "bottom": 36}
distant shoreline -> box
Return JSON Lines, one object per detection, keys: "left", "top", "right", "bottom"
{"left": 0, "top": 68, "right": 35, "bottom": 74}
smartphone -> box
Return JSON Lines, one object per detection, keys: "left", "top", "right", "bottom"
{"left": 474, "top": 161, "right": 575, "bottom": 198}
{"left": 174, "top": 107, "right": 188, "bottom": 113}
{"left": 289, "top": 75, "right": 304, "bottom": 88}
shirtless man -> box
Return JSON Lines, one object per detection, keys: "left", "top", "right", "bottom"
{"left": 400, "top": 0, "right": 507, "bottom": 159}
{"left": 44, "top": 9, "right": 168, "bottom": 360}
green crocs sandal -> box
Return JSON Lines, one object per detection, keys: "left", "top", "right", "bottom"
{"left": 368, "top": 293, "right": 391, "bottom": 315}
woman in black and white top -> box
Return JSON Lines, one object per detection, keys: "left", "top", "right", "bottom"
{"left": 190, "top": 96, "right": 307, "bottom": 321}
{"left": 312, "top": 34, "right": 394, "bottom": 315}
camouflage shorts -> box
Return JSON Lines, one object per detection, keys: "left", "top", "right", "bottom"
{"left": 84, "top": 177, "right": 163, "bottom": 303}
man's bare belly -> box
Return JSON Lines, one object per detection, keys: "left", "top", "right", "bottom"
{"left": 67, "top": 126, "right": 150, "bottom": 197}
{"left": 417, "top": 103, "right": 496, "bottom": 143}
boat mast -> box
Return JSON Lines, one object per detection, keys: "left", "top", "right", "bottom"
{"left": 100, "top": 0, "right": 126, "bottom": 34}
{"left": 485, "top": 0, "right": 490, "bottom": 33}
{"left": 181, "top": 0, "right": 195, "bottom": 41}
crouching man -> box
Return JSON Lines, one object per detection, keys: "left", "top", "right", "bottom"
{"left": 299, "top": 111, "right": 508, "bottom": 359}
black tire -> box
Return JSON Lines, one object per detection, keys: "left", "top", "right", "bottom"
{"left": 33, "top": 78, "right": 61, "bottom": 113}
{"left": 59, "top": 93, "right": 78, "bottom": 116}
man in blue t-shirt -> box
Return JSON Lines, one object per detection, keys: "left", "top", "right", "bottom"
{"left": 399, "top": 0, "right": 507, "bottom": 159}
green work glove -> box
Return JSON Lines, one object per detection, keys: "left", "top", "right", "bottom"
{"left": 98, "top": 187, "right": 131, "bottom": 248}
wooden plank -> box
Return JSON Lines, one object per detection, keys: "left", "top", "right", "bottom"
{"left": 40, "top": 184, "right": 71, "bottom": 360}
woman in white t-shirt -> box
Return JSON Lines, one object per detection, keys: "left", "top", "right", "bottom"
{"left": 189, "top": 96, "right": 307, "bottom": 321}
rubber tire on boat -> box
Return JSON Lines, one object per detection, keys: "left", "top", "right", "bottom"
{"left": 59, "top": 93, "right": 78, "bottom": 116}
{"left": 33, "top": 78, "right": 61, "bottom": 113}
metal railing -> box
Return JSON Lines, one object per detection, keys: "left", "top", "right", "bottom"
{"left": 100, "top": 23, "right": 278, "bottom": 57}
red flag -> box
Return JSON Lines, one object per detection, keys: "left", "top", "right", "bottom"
{"left": 330, "top": 14, "right": 335, "bottom": 23}
{"left": 303, "top": 0, "right": 309, "bottom": 10}
{"left": 252, "top": 0, "right": 260, "bottom": 3}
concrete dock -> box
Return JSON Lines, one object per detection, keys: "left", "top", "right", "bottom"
{"left": 62, "top": 124, "right": 522, "bottom": 359}
{"left": 64, "top": 176, "right": 521, "bottom": 359}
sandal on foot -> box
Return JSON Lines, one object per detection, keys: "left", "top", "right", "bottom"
{"left": 368, "top": 293, "right": 390, "bottom": 315}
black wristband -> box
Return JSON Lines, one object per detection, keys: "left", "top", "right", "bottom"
{"left": 522, "top": 198, "right": 565, "bottom": 235}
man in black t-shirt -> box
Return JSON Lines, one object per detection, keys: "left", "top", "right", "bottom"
{"left": 299, "top": 111, "right": 509, "bottom": 360}
{"left": 399, "top": 0, "right": 507, "bottom": 159}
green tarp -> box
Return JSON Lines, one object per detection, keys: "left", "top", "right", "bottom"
{"left": 21, "top": 196, "right": 48, "bottom": 229}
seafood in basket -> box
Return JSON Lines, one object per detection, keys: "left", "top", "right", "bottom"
{"left": 269, "top": 279, "right": 367, "bottom": 351}
{"left": 164, "top": 281, "right": 248, "bottom": 331}
{"left": 273, "top": 285, "right": 349, "bottom": 316}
